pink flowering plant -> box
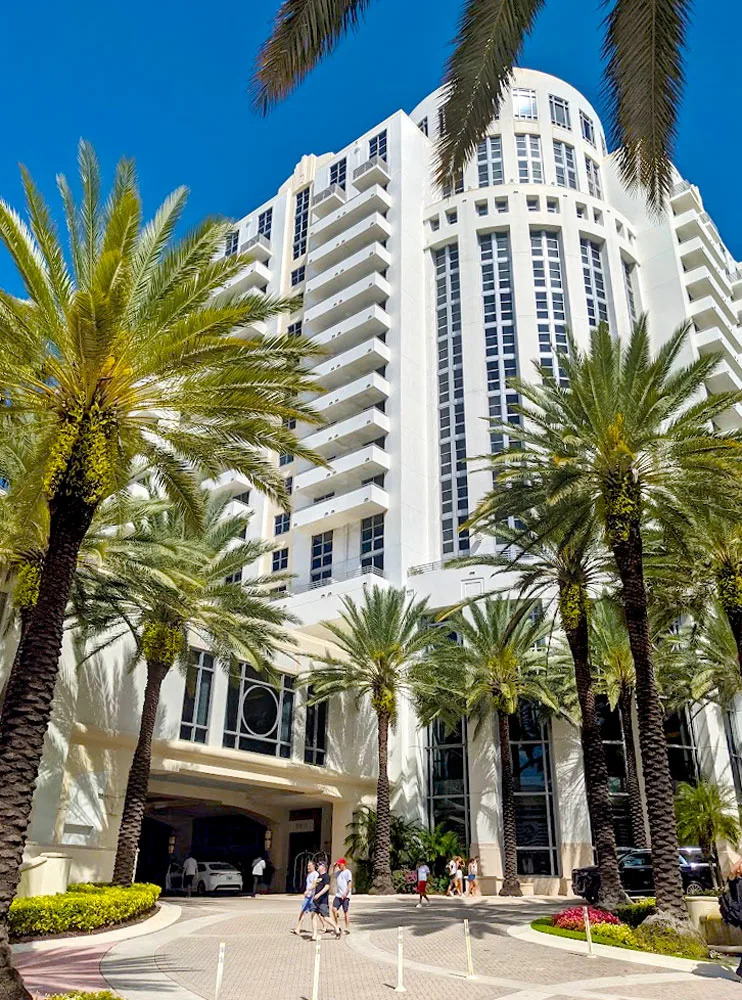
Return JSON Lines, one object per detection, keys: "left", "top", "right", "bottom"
{"left": 552, "top": 906, "right": 621, "bottom": 931}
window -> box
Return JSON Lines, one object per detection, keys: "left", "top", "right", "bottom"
{"left": 513, "top": 88, "right": 538, "bottom": 120}
{"left": 580, "top": 111, "right": 596, "bottom": 146}
{"left": 279, "top": 452, "right": 293, "bottom": 467}
{"left": 180, "top": 649, "right": 214, "bottom": 743}
{"left": 418, "top": 117, "right": 429, "bottom": 136}
{"left": 429, "top": 216, "right": 440, "bottom": 232}
{"left": 547, "top": 198, "right": 560, "bottom": 214}
{"left": 479, "top": 231, "right": 519, "bottom": 459}
{"left": 553, "top": 141, "right": 577, "bottom": 189}
{"left": 225, "top": 231, "right": 239, "bottom": 257}
{"left": 585, "top": 156, "right": 602, "bottom": 198}
{"left": 426, "top": 717, "right": 470, "bottom": 846}
{"left": 361, "top": 513, "right": 384, "bottom": 569}
{"left": 576, "top": 202, "right": 587, "bottom": 219}
{"left": 549, "top": 95, "right": 571, "bottom": 129}
{"left": 293, "top": 188, "right": 310, "bottom": 259}
{"left": 477, "top": 135, "right": 504, "bottom": 188}
{"left": 287, "top": 320, "right": 302, "bottom": 338}
{"left": 272, "top": 548, "right": 289, "bottom": 572}
{"left": 527, "top": 196, "right": 540, "bottom": 212}
{"left": 258, "top": 208, "right": 273, "bottom": 239}
{"left": 224, "top": 569, "right": 242, "bottom": 585}
{"left": 495, "top": 197, "right": 508, "bottom": 214}
{"left": 304, "top": 689, "right": 328, "bottom": 766}
{"left": 369, "top": 129, "right": 387, "bottom": 162}
{"left": 445, "top": 209, "right": 458, "bottom": 225}
{"left": 437, "top": 107, "right": 446, "bottom": 135}
{"left": 330, "top": 158, "right": 347, "bottom": 190}
{"left": 510, "top": 702, "right": 559, "bottom": 876}
{"left": 475, "top": 201, "right": 488, "bottom": 216}
{"left": 310, "top": 531, "right": 333, "bottom": 583}
{"left": 664, "top": 709, "right": 698, "bottom": 788}
{"left": 580, "top": 237, "right": 609, "bottom": 328}
{"left": 274, "top": 512, "right": 291, "bottom": 535}
{"left": 516, "top": 134, "right": 543, "bottom": 184}
{"left": 623, "top": 259, "right": 639, "bottom": 323}
{"left": 223, "top": 663, "right": 294, "bottom": 758}
{"left": 291, "top": 265, "right": 305, "bottom": 287}
{"left": 531, "top": 231, "right": 569, "bottom": 386}
{"left": 442, "top": 170, "right": 464, "bottom": 198}
{"left": 234, "top": 490, "right": 250, "bottom": 505}
{"left": 596, "top": 696, "right": 633, "bottom": 848}
{"left": 285, "top": 476, "right": 293, "bottom": 495}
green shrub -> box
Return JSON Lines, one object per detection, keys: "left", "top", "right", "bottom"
{"left": 352, "top": 860, "right": 372, "bottom": 894}
{"left": 392, "top": 869, "right": 418, "bottom": 894}
{"left": 591, "top": 922, "right": 636, "bottom": 946}
{"left": 10, "top": 883, "right": 160, "bottom": 940}
{"left": 430, "top": 874, "right": 451, "bottom": 894}
{"left": 615, "top": 898, "right": 657, "bottom": 927}
{"left": 47, "top": 993, "right": 118, "bottom": 1000}
{"left": 632, "top": 923, "right": 709, "bottom": 960}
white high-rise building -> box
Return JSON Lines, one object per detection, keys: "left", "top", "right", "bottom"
{"left": 12, "top": 68, "right": 742, "bottom": 895}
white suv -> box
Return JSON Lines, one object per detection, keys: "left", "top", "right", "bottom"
{"left": 166, "top": 861, "right": 243, "bottom": 895}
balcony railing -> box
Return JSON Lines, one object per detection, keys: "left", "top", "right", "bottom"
{"left": 291, "top": 560, "right": 386, "bottom": 594}
{"left": 240, "top": 233, "right": 272, "bottom": 260}
{"left": 353, "top": 156, "right": 391, "bottom": 190}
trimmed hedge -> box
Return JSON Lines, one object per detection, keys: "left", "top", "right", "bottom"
{"left": 532, "top": 917, "right": 709, "bottom": 961}
{"left": 47, "top": 994, "right": 118, "bottom": 1000}
{"left": 10, "top": 883, "right": 160, "bottom": 940}
{"left": 615, "top": 897, "right": 657, "bottom": 927}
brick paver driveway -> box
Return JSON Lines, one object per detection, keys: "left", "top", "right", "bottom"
{"left": 123, "top": 894, "right": 742, "bottom": 1000}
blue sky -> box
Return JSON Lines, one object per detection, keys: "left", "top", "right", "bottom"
{"left": 0, "top": 0, "right": 739, "bottom": 293}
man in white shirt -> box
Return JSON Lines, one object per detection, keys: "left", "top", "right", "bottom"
{"left": 331, "top": 858, "right": 353, "bottom": 934}
{"left": 251, "top": 856, "right": 267, "bottom": 897}
{"left": 416, "top": 861, "right": 430, "bottom": 907}
{"left": 292, "top": 859, "right": 319, "bottom": 935}
{"left": 183, "top": 855, "right": 198, "bottom": 898}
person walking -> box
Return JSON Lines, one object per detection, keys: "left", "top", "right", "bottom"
{"left": 453, "top": 856, "right": 465, "bottom": 896}
{"left": 292, "top": 859, "right": 318, "bottom": 935}
{"left": 446, "top": 856, "right": 457, "bottom": 897}
{"left": 331, "top": 858, "right": 352, "bottom": 935}
{"left": 720, "top": 858, "right": 742, "bottom": 978}
{"left": 416, "top": 860, "right": 430, "bottom": 907}
{"left": 311, "top": 861, "right": 336, "bottom": 941}
{"left": 251, "top": 855, "right": 266, "bottom": 898}
{"left": 467, "top": 856, "right": 479, "bottom": 897}
{"left": 183, "top": 854, "right": 198, "bottom": 898}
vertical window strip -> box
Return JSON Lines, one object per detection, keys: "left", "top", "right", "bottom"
{"left": 531, "top": 230, "right": 569, "bottom": 386}
{"left": 585, "top": 156, "right": 602, "bottom": 198}
{"left": 330, "top": 158, "right": 347, "bottom": 190}
{"left": 553, "top": 141, "right": 578, "bottom": 189}
{"left": 426, "top": 717, "right": 471, "bottom": 847}
{"left": 310, "top": 531, "right": 333, "bottom": 583}
{"left": 515, "top": 134, "right": 543, "bottom": 184}
{"left": 435, "top": 244, "right": 469, "bottom": 556}
{"left": 580, "top": 110, "right": 596, "bottom": 146}
{"left": 361, "top": 513, "right": 385, "bottom": 569}
{"left": 293, "top": 188, "right": 310, "bottom": 259}
{"left": 369, "top": 129, "right": 387, "bottom": 161}
{"left": 623, "top": 259, "right": 638, "bottom": 324}
{"left": 580, "top": 237, "right": 609, "bottom": 328}
{"left": 479, "top": 232, "right": 519, "bottom": 460}
{"left": 225, "top": 231, "right": 239, "bottom": 257}
{"left": 477, "top": 136, "right": 504, "bottom": 187}
{"left": 258, "top": 208, "right": 273, "bottom": 239}
{"left": 180, "top": 650, "right": 215, "bottom": 743}
{"left": 510, "top": 702, "right": 560, "bottom": 876}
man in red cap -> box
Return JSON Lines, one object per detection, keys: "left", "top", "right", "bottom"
{"left": 332, "top": 858, "right": 353, "bottom": 934}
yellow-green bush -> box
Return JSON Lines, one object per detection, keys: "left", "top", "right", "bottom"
{"left": 10, "top": 883, "right": 160, "bottom": 940}
{"left": 47, "top": 993, "right": 118, "bottom": 1000}
{"left": 590, "top": 922, "right": 636, "bottom": 946}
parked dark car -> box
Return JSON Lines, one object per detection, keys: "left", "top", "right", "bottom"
{"left": 572, "top": 849, "right": 714, "bottom": 903}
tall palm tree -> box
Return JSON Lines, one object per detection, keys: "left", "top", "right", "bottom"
{"left": 306, "top": 585, "right": 438, "bottom": 893}
{"left": 70, "top": 487, "right": 297, "bottom": 885}
{"left": 426, "top": 598, "right": 557, "bottom": 896}
{"left": 467, "top": 318, "right": 742, "bottom": 921}
{"left": 0, "top": 143, "right": 320, "bottom": 1000}
{"left": 253, "top": 0, "right": 693, "bottom": 209}
{"left": 455, "top": 518, "right": 629, "bottom": 907}
{"left": 675, "top": 781, "right": 741, "bottom": 887}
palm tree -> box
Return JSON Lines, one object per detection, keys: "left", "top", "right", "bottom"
{"left": 70, "top": 487, "right": 297, "bottom": 885}
{"left": 675, "top": 781, "right": 741, "bottom": 887}
{"left": 467, "top": 318, "right": 742, "bottom": 921}
{"left": 426, "top": 598, "right": 557, "bottom": 896}
{"left": 0, "top": 143, "right": 320, "bottom": 999}
{"left": 306, "top": 585, "right": 438, "bottom": 893}
{"left": 253, "top": 0, "right": 693, "bottom": 209}
{"left": 456, "top": 518, "right": 629, "bottom": 907}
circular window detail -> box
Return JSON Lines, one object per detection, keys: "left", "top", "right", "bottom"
{"left": 241, "top": 685, "right": 280, "bottom": 738}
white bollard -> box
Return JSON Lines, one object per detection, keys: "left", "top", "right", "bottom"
{"left": 394, "top": 926, "right": 407, "bottom": 992}
{"left": 214, "top": 942, "right": 226, "bottom": 1000}
{"left": 464, "top": 918, "right": 475, "bottom": 978}
{"left": 582, "top": 906, "right": 595, "bottom": 958}
{"left": 311, "top": 934, "right": 322, "bottom": 1000}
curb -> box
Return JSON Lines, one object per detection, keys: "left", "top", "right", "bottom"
{"left": 508, "top": 920, "right": 726, "bottom": 973}
{"left": 12, "top": 901, "right": 182, "bottom": 955}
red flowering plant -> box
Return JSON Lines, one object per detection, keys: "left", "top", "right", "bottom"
{"left": 552, "top": 906, "right": 621, "bottom": 930}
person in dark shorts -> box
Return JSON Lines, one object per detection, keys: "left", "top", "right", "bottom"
{"left": 183, "top": 855, "right": 198, "bottom": 898}
{"left": 311, "top": 861, "right": 336, "bottom": 940}
{"left": 331, "top": 858, "right": 353, "bottom": 934}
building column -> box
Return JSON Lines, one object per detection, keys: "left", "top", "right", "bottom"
{"left": 330, "top": 798, "right": 358, "bottom": 868}
{"left": 551, "top": 717, "right": 593, "bottom": 892}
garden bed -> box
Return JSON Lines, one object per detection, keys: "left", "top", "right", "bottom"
{"left": 10, "top": 883, "right": 161, "bottom": 941}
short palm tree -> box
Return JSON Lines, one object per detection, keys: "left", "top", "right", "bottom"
{"left": 427, "top": 598, "right": 556, "bottom": 896}
{"left": 70, "top": 487, "right": 297, "bottom": 885}
{"left": 0, "top": 143, "right": 319, "bottom": 998}
{"left": 675, "top": 781, "right": 741, "bottom": 887}
{"left": 306, "top": 585, "right": 438, "bottom": 893}
{"left": 254, "top": 0, "right": 693, "bottom": 208}
{"left": 467, "top": 317, "right": 742, "bottom": 921}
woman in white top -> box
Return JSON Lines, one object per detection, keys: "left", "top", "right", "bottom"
{"left": 453, "top": 857, "right": 465, "bottom": 896}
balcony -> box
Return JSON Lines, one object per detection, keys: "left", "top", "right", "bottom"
{"left": 301, "top": 406, "right": 390, "bottom": 457}
{"left": 305, "top": 243, "right": 391, "bottom": 303}
{"left": 292, "top": 559, "right": 386, "bottom": 595}
{"left": 352, "top": 155, "right": 391, "bottom": 192}
{"left": 688, "top": 295, "right": 740, "bottom": 344}
{"left": 204, "top": 470, "right": 253, "bottom": 497}
{"left": 311, "top": 337, "right": 390, "bottom": 390}
{"left": 312, "top": 184, "right": 347, "bottom": 218}
{"left": 313, "top": 371, "right": 390, "bottom": 422}
{"left": 304, "top": 274, "right": 390, "bottom": 334}
{"left": 239, "top": 232, "right": 272, "bottom": 262}
{"left": 225, "top": 259, "right": 271, "bottom": 295}
{"left": 670, "top": 180, "right": 703, "bottom": 216}
{"left": 308, "top": 213, "right": 392, "bottom": 273}
{"left": 684, "top": 266, "right": 737, "bottom": 329}
{"left": 310, "top": 305, "right": 391, "bottom": 354}
{"left": 293, "top": 444, "right": 390, "bottom": 499}
{"left": 674, "top": 211, "right": 727, "bottom": 272}
{"left": 310, "top": 185, "right": 392, "bottom": 246}
{"left": 695, "top": 327, "right": 742, "bottom": 378}
{"left": 292, "top": 482, "right": 389, "bottom": 532}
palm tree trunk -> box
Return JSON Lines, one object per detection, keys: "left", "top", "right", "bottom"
{"left": 0, "top": 497, "right": 95, "bottom": 1000}
{"left": 618, "top": 686, "right": 648, "bottom": 849}
{"left": 563, "top": 610, "right": 628, "bottom": 908}
{"left": 723, "top": 606, "right": 742, "bottom": 681}
{"left": 497, "top": 709, "right": 522, "bottom": 896}
{"left": 370, "top": 707, "right": 394, "bottom": 894}
{"left": 111, "top": 659, "right": 170, "bottom": 886}
{"left": 0, "top": 607, "right": 35, "bottom": 723}
{"left": 610, "top": 523, "right": 687, "bottom": 922}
